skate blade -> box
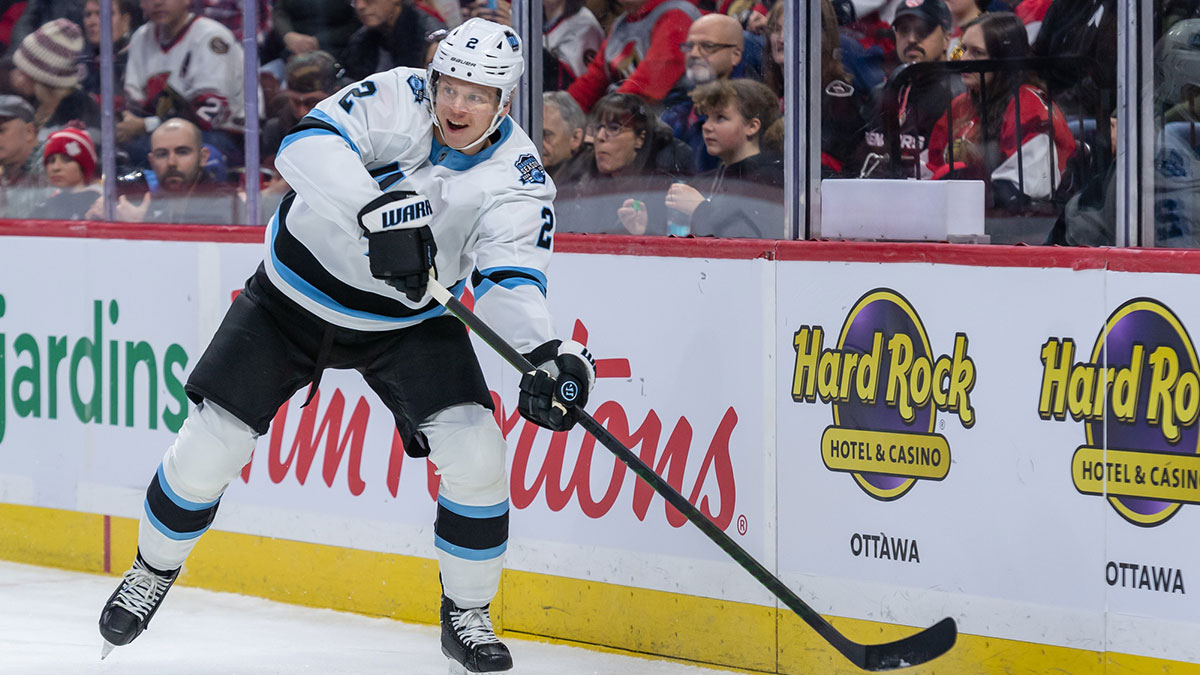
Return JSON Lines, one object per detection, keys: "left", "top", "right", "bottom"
{"left": 100, "top": 640, "right": 117, "bottom": 660}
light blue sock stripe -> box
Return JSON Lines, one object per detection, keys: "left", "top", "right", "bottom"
{"left": 434, "top": 535, "right": 507, "bottom": 561}
{"left": 437, "top": 495, "right": 509, "bottom": 519}
{"left": 143, "top": 501, "right": 208, "bottom": 542}
{"left": 156, "top": 463, "right": 220, "bottom": 511}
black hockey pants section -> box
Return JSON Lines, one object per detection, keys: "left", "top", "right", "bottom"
{"left": 184, "top": 265, "right": 494, "bottom": 447}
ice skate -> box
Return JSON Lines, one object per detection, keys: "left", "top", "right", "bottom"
{"left": 441, "top": 595, "right": 512, "bottom": 674}
{"left": 98, "top": 552, "right": 179, "bottom": 658}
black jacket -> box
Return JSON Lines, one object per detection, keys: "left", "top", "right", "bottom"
{"left": 339, "top": 7, "right": 446, "bottom": 81}
{"left": 690, "top": 151, "right": 784, "bottom": 239}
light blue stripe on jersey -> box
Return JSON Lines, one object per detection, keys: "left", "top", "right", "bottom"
{"left": 429, "top": 117, "right": 513, "bottom": 171}
{"left": 144, "top": 501, "right": 205, "bottom": 541}
{"left": 437, "top": 495, "right": 510, "bottom": 519}
{"left": 267, "top": 208, "right": 466, "bottom": 322}
{"left": 474, "top": 266, "right": 548, "bottom": 299}
{"left": 279, "top": 108, "right": 361, "bottom": 157}
{"left": 156, "top": 464, "right": 219, "bottom": 511}
{"left": 434, "top": 535, "right": 507, "bottom": 561}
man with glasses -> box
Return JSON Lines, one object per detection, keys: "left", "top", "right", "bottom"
{"left": 663, "top": 12, "right": 745, "bottom": 173}
{"left": 566, "top": 0, "right": 702, "bottom": 112}
{"left": 857, "top": 0, "right": 960, "bottom": 178}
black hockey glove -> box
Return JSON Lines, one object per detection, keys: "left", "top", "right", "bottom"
{"left": 518, "top": 339, "right": 596, "bottom": 432}
{"left": 358, "top": 190, "right": 438, "bottom": 302}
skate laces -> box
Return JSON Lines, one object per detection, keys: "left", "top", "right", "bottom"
{"left": 112, "top": 559, "right": 172, "bottom": 619}
{"left": 449, "top": 605, "right": 501, "bottom": 647}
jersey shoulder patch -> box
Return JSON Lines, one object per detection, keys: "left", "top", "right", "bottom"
{"left": 406, "top": 73, "right": 427, "bottom": 103}
{"left": 514, "top": 153, "right": 546, "bottom": 185}
{"left": 209, "top": 36, "right": 230, "bottom": 55}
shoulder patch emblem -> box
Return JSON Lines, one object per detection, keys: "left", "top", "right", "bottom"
{"left": 407, "top": 74, "right": 427, "bottom": 103}
{"left": 514, "top": 153, "right": 546, "bottom": 185}
{"left": 210, "top": 36, "right": 230, "bottom": 55}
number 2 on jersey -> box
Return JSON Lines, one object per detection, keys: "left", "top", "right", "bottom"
{"left": 537, "top": 207, "right": 554, "bottom": 249}
{"left": 339, "top": 81, "right": 378, "bottom": 112}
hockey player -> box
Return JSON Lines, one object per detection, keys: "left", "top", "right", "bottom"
{"left": 97, "top": 18, "right": 596, "bottom": 675}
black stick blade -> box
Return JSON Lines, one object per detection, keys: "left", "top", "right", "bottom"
{"left": 859, "top": 617, "right": 957, "bottom": 671}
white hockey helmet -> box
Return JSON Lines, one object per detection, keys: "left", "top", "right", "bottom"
{"left": 427, "top": 17, "right": 525, "bottom": 150}
{"left": 1156, "top": 19, "right": 1200, "bottom": 106}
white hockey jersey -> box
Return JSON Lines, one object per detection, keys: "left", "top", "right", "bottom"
{"left": 545, "top": 8, "right": 604, "bottom": 80}
{"left": 124, "top": 14, "right": 245, "bottom": 133}
{"left": 271, "top": 67, "right": 560, "bottom": 353}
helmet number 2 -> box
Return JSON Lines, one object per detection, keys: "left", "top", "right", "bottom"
{"left": 537, "top": 206, "right": 554, "bottom": 249}
{"left": 466, "top": 37, "right": 479, "bottom": 49}
{"left": 339, "top": 81, "right": 378, "bottom": 112}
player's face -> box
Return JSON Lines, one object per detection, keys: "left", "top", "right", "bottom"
{"left": 893, "top": 16, "right": 948, "bottom": 64}
{"left": 148, "top": 127, "right": 207, "bottom": 191}
{"left": 434, "top": 76, "right": 503, "bottom": 153}
{"left": 541, "top": 104, "right": 577, "bottom": 168}
{"left": 701, "top": 101, "right": 757, "bottom": 164}
{"left": 46, "top": 153, "right": 85, "bottom": 188}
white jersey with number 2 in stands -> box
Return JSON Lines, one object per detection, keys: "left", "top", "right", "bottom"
{"left": 270, "top": 66, "right": 559, "bottom": 353}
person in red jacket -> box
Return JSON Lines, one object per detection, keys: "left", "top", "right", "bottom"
{"left": 567, "top": 0, "right": 701, "bottom": 112}
{"left": 927, "top": 12, "right": 1075, "bottom": 208}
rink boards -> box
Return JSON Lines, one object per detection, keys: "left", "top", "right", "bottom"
{"left": 0, "top": 222, "right": 1198, "bottom": 674}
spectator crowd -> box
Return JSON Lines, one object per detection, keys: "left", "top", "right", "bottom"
{"left": 0, "top": 0, "right": 1192, "bottom": 246}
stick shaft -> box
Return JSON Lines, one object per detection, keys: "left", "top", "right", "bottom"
{"left": 427, "top": 278, "right": 954, "bottom": 670}
{"left": 430, "top": 281, "right": 850, "bottom": 648}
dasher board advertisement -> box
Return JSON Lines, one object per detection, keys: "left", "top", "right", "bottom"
{"left": 0, "top": 236, "right": 771, "bottom": 605}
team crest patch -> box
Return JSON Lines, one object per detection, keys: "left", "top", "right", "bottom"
{"left": 407, "top": 74, "right": 427, "bottom": 103}
{"left": 209, "top": 37, "right": 229, "bottom": 55}
{"left": 514, "top": 154, "right": 546, "bottom": 185}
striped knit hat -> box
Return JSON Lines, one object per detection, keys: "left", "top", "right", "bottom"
{"left": 14, "top": 19, "right": 84, "bottom": 89}
{"left": 43, "top": 127, "right": 98, "bottom": 183}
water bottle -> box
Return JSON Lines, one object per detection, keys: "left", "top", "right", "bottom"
{"left": 666, "top": 182, "right": 691, "bottom": 236}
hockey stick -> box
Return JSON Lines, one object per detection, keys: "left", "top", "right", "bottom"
{"left": 426, "top": 278, "right": 957, "bottom": 671}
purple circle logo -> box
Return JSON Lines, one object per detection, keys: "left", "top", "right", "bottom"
{"left": 794, "top": 289, "right": 975, "bottom": 501}
{"left": 1069, "top": 298, "right": 1200, "bottom": 527}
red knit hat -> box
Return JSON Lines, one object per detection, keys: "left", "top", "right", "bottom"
{"left": 43, "top": 127, "right": 97, "bottom": 183}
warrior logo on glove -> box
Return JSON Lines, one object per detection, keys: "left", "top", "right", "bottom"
{"left": 380, "top": 198, "right": 432, "bottom": 228}
{"left": 358, "top": 190, "right": 438, "bottom": 302}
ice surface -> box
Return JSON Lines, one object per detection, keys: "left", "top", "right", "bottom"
{"left": 0, "top": 561, "right": 740, "bottom": 674}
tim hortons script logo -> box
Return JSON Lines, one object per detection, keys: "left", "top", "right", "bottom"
{"left": 235, "top": 306, "right": 739, "bottom": 530}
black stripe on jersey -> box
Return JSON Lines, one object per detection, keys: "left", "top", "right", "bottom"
{"left": 435, "top": 503, "right": 509, "bottom": 552}
{"left": 471, "top": 268, "right": 545, "bottom": 291}
{"left": 369, "top": 162, "right": 400, "bottom": 177}
{"left": 283, "top": 117, "right": 341, "bottom": 144}
{"left": 272, "top": 192, "right": 443, "bottom": 318}
{"left": 146, "top": 472, "right": 219, "bottom": 536}
{"left": 369, "top": 163, "right": 406, "bottom": 190}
